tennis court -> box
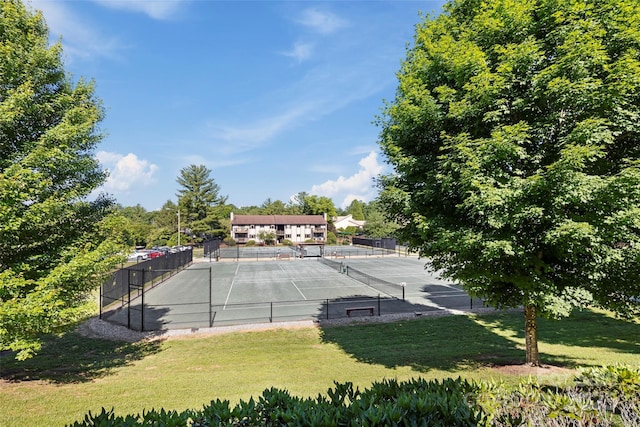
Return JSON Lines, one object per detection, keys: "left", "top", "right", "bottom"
{"left": 104, "top": 256, "right": 483, "bottom": 331}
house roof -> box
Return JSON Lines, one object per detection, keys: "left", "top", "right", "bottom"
{"left": 334, "top": 215, "right": 365, "bottom": 228}
{"left": 231, "top": 214, "right": 327, "bottom": 226}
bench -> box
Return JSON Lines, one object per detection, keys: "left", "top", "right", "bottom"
{"left": 333, "top": 255, "right": 346, "bottom": 259}
{"left": 277, "top": 253, "right": 290, "bottom": 259}
{"left": 346, "top": 307, "right": 374, "bottom": 317}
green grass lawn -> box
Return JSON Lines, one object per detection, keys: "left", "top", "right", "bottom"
{"left": 1, "top": 309, "right": 638, "bottom": 426}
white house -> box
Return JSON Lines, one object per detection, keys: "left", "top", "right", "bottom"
{"left": 230, "top": 213, "right": 327, "bottom": 244}
{"left": 333, "top": 214, "right": 365, "bottom": 231}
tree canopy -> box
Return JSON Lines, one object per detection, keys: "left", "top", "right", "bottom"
{"left": 346, "top": 199, "right": 366, "bottom": 221}
{"left": 362, "top": 200, "right": 400, "bottom": 239}
{"left": 176, "top": 164, "right": 226, "bottom": 222}
{"left": 0, "top": 0, "right": 122, "bottom": 359}
{"left": 377, "top": 0, "right": 640, "bottom": 365}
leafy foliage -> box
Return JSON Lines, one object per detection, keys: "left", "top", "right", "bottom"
{"left": 362, "top": 199, "right": 400, "bottom": 238}
{"left": 70, "top": 366, "right": 640, "bottom": 426}
{"left": 377, "top": 0, "right": 640, "bottom": 364}
{"left": 0, "top": 0, "right": 121, "bottom": 359}
{"left": 346, "top": 199, "right": 366, "bottom": 221}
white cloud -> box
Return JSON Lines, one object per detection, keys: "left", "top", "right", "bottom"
{"left": 280, "top": 41, "right": 314, "bottom": 63}
{"left": 207, "top": 102, "right": 315, "bottom": 155}
{"left": 310, "top": 151, "right": 384, "bottom": 208}
{"left": 30, "top": 1, "right": 124, "bottom": 62}
{"left": 296, "top": 8, "right": 348, "bottom": 35}
{"left": 96, "top": 151, "right": 158, "bottom": 192}
{"left": 91, "top": 0, "right": 188, "bottom": 20}
{"left": 206, "top": 61, "right": 385, "bottom": 158}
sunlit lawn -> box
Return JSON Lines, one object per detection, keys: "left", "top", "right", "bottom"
{"left": 1, "top": 308, "right": 638, "bottom": 426}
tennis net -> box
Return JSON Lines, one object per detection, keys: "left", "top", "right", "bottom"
{"left": 318, "top": 256, "right": 343, "bottom": 271}
{"left": 318, "top": 257, "right": 403, "bottom": 299}
{"left": 345, "top": 265, "right": 403, "bottom": 299}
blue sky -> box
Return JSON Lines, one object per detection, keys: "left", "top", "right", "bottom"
{"left": 31, "top": 0, "right": 446, "bottom": 211}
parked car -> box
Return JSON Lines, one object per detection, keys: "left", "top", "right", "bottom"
{"left": 152, "top": 246, "right": 172, "bottom": 255}
{"left": 127, "top": 250, "right": 149, "bottom": 262}
{"left": 143, "top": 250, "right": 164, "bottom": 259}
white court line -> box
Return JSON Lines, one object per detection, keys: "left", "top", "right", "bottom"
{"left": 409, "top": 292, "right": 467, "bottom": 298}
{"left": 232, "top": 276, "right": 344, "bottom": 284}
{"left": 223, "top": 264, "right": 241, "bottom": 310}
{"left": 299, "top": 284, "right": 369, "bottom": 290}
{"left": 290, "top": 280, "right": 307, "bottom": 300}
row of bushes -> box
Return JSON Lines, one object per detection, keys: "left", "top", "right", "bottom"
{"left": 70, "top": 366, "right": 639, "bottom": 426}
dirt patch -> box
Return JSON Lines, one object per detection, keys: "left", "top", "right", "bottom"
{"left": 490, "top": 363, "right": 575, "bottom": 376}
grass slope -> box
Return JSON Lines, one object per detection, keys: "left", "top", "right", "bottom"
{"left": 1, "top": 309, "right": 638, "bottom": 426}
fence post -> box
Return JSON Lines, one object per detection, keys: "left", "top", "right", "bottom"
{"left": 270, "top": 302, "right": 273, "bottom": 323}
{"left": 326, "top": 299, "right": 329, "bottom": 320}
{"left": 377, "top": 294, "right": 381, "bottom": 316}
{"left": 127, "top": 271, "right": 131, "bottom": 330}
{"left": 209, "top": 267, "right": 213, "bottom": 327}
{"left": 141, "top": 269, "right": 145, "bottom": 332}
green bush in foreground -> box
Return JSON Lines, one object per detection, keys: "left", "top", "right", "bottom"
{"left": 70, "top": 366, "right": 639, "bottom": 426}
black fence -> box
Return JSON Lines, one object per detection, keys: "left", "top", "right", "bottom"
{"left": 352, "top": 237, "right": 397, "bottom": 250}
{"left": 100, "top": 249, "right": 193, "bottom": 316}
{"left": 102, "top": 253, "right": 484, "bottom": 332}
{"left": 106, "top": 292, "right": 419, "bottom": 332}
{"left": 106, "top": 290, "right": 482, "bottom": 332}
{"left": 203, "top": 238, "right": 222, "bottom": 259}
{"left": 217, "top": 245, "right": 302, "bottom": 260}
{"left": 216, "top": 245, "right": 397, "bottom": 261}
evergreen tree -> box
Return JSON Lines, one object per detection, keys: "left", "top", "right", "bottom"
{"left": 176, "top": 164, "right": 226, "bottom": 222}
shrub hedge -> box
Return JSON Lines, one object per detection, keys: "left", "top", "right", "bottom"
{"left": 69, "top": 366, "right": 639, "bottom": 426}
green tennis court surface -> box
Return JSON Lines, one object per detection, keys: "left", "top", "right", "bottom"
{"left": 104, "top": 256, "right": 484, "bottom": 331}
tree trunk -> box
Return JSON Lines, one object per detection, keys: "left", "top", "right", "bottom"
{"left": 524, "top": 304, "right": 540, "bottom": 366}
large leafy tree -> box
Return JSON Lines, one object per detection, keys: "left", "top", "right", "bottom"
{"left": 378, "top": 0, "right": 640, "bottom": 365}
{"left": 260, "top": 198, "right": 288, "bottom": 215}
{"left": 346, "top": 199, "right": 366, "bottom": 221}
{"left": 303, "top": 195, "right": 337, "bottom": 219}
{"left": 116, "top": 204, "right": 152, "bottom": 247}
{"left": 362, "top": 200, "right": 399, "bottom": 239}
{"left": 0, "top": 1, "right": 121, "bottom": 359}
